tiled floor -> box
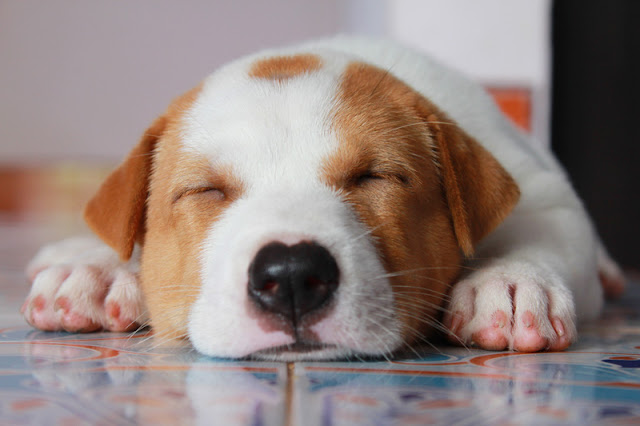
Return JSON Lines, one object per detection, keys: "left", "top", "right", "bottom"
{"left": 1, "top": 215, "right": 640, "bottom": 425}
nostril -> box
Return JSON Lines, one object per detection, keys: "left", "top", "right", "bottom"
{"left": 306, "top": 276, "right": 324, "bottom": 288}
{"left": 261, "top": 280, "right": 279, "bottom": 293}
{"left": 304, "top": 276, "right": 337, "bottom": 302}
{"left": 247, "top": 240, "right": 340, "bottom": 322}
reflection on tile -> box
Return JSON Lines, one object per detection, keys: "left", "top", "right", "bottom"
{"left": 295, "top": 338, "right": 640, "bottom": 425}
{"left": 0, "top": 329, "right": 287, "bottom": 425}
{"left": 1, "top": 214, "right": 640, "bottom": 425}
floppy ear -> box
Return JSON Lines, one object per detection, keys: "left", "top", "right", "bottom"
{"left": 84, "top": 116, "right": 167, "bottom": 261}
{"left": 426, "top": 112, "right": 520, "bottom": 257}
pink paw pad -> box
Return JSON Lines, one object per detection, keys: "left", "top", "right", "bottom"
{"left": 54, "top": 297, "right": 100, "bottom": 333}
{"left": 513, "top": 311, "right": 548, "bottom": 352}
{"left": 26, "top": 295, "right": 58, "bottom": 331}
{"left": 105, "top": 302, "right": 137, "bottom": 332}
{"left": 471, "top": 310, "right": 509, "bottom": 350}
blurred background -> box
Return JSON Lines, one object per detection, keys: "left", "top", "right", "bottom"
{"left": 0, "top": 0, "right": 637, "bottom": 269}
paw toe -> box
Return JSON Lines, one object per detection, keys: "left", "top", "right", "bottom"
{"left": 105, "top": 302, "right": 137, "bottom": 332}
{"left": 445, "top": 312, "right": 465, "bottom": 344}
{"left": 548, "top": 317, "right": 573, "bottom": 351}
{"left": 26, "top": 295, "right": 59, "bottom": 331}
{"left": 470, "top": 311, "right": 510, "bottom": 350}
{"left": 472, "top": 328, "right": 509, "bottom": 350}
{"left": 513, "top": 312, "right": 548, "bottom": 352}
{"left": 54, "top": 297, "right": 101, "bottom": 333}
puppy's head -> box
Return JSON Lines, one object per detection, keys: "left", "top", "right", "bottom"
{"left": 85, "top": 51, "right": 519, "bottom": 360}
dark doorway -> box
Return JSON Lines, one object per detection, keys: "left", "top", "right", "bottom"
{"left": 552, "top": 1, "right": 640, "bottom": 269}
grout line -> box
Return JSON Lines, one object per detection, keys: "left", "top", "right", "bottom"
{"left": 285, "top": 362, "right": 295, "bottom": 426}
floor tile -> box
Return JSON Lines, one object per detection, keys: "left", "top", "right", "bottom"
{"left": 1, "top": 215, "right": 639, "bottom": 425}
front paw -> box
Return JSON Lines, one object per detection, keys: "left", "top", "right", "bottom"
{"left": 443, "top": 263, "right": 576, "bottom": 352}
{"left": 22, "top": 237, "right": 146, "bottom": 333}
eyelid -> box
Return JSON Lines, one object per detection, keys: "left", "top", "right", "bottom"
{"left": 353, "top": 170, "right": 410, "bottom": 186}
{"left": 173, "top": 186, "right": 224, "bottom": 203}
{"left": 354, "top": 172, "right": 383, "bottom": 184}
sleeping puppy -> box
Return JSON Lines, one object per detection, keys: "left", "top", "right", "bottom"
{"left": 22, "top": 37, "right": 625, "bottom": 360}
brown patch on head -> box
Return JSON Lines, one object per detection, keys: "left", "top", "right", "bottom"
{"left": 324, "top": 62, "right": 520, "bottom": 348}
{"left": 249, "top": 54, "right": 322, "bottom": 82}
{"left": 83, "top": 82, "right": 244, "bottom": 344}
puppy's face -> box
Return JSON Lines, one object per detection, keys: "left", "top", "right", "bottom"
{"left": 85, "top": 53, "right": 519, "bottom": 360}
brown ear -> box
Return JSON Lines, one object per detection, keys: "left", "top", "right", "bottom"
{"left": 427, "top": 113, "right": 520, "bottom": 257}
{"left": 84, "top": 116, "right": 167, "bottom": 261}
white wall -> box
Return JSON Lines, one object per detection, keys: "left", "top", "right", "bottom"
{"left": 0, "top": 0, "right": 343, "bottom": 163}
{"left": 0, "top": 0, "right": 551, "bottom": 163}
{"left": 386, "top": 0, "right": 552, "bottom": 144}
{"left": 388, "top": 0, "right": 551, "bottom": 86}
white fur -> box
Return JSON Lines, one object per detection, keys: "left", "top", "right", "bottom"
{"left": 24, "top": 36, "right": 612, "bottom": 358}
{"left": 189, "top": 187, "right": 401, "bottom": 360}
{"left": 23, "top": 236, "right": 146, "bottom": 331}
{"left": 183, "top": 51, "right": 403, "bottom": 359}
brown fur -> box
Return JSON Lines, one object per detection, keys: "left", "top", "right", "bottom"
{"left": 423, "top": 113, "right": 521, "bottom": 256}
{"left": 248, "top": 54, "right": 322, "bottom": 81}
{"left": 84, "top": 85, "right": 203, "bottom": 261}
{"left": 324, "top": 62, "right": 520, "bottom": 346}
{"left": 84, "top": 115, "right": 165, "bottom": 261}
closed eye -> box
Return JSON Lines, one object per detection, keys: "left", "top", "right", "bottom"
{"left": 353, "top": 171, "right": 410, "bottom": 187}
{"left": 354, "top": 172, "right": 385, "bottom": 186}
{"left": 173, "top": 187, "right": 225, "bottom": 203}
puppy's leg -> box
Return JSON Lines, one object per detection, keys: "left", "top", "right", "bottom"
{"left": 444, "top": 182, "right": 615, "bottom": 352}
{"left": 597, "top": 245, "right": 626, "bottom": 299}
{"left": 22, "top": 236, "right": 146, "bottom": 332}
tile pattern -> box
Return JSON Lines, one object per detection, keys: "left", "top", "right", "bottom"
{"left": 1, "top": 217, "right": 639, "bottom": 425}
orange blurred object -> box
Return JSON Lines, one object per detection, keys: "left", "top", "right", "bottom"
{"left": 487, "top": 87, "right": 532, "bottom": 132}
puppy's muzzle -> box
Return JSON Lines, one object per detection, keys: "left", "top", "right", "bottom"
{"left": 248, "top": 241, "right": 339, "bottom": 324}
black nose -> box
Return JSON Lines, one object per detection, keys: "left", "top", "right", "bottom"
{"left": 248, "top": 241, "right": 339, "bottom": 323}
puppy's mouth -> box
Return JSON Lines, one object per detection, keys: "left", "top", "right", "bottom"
{"left": 250, "top": 341, "right": 338, "bottom": 359}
